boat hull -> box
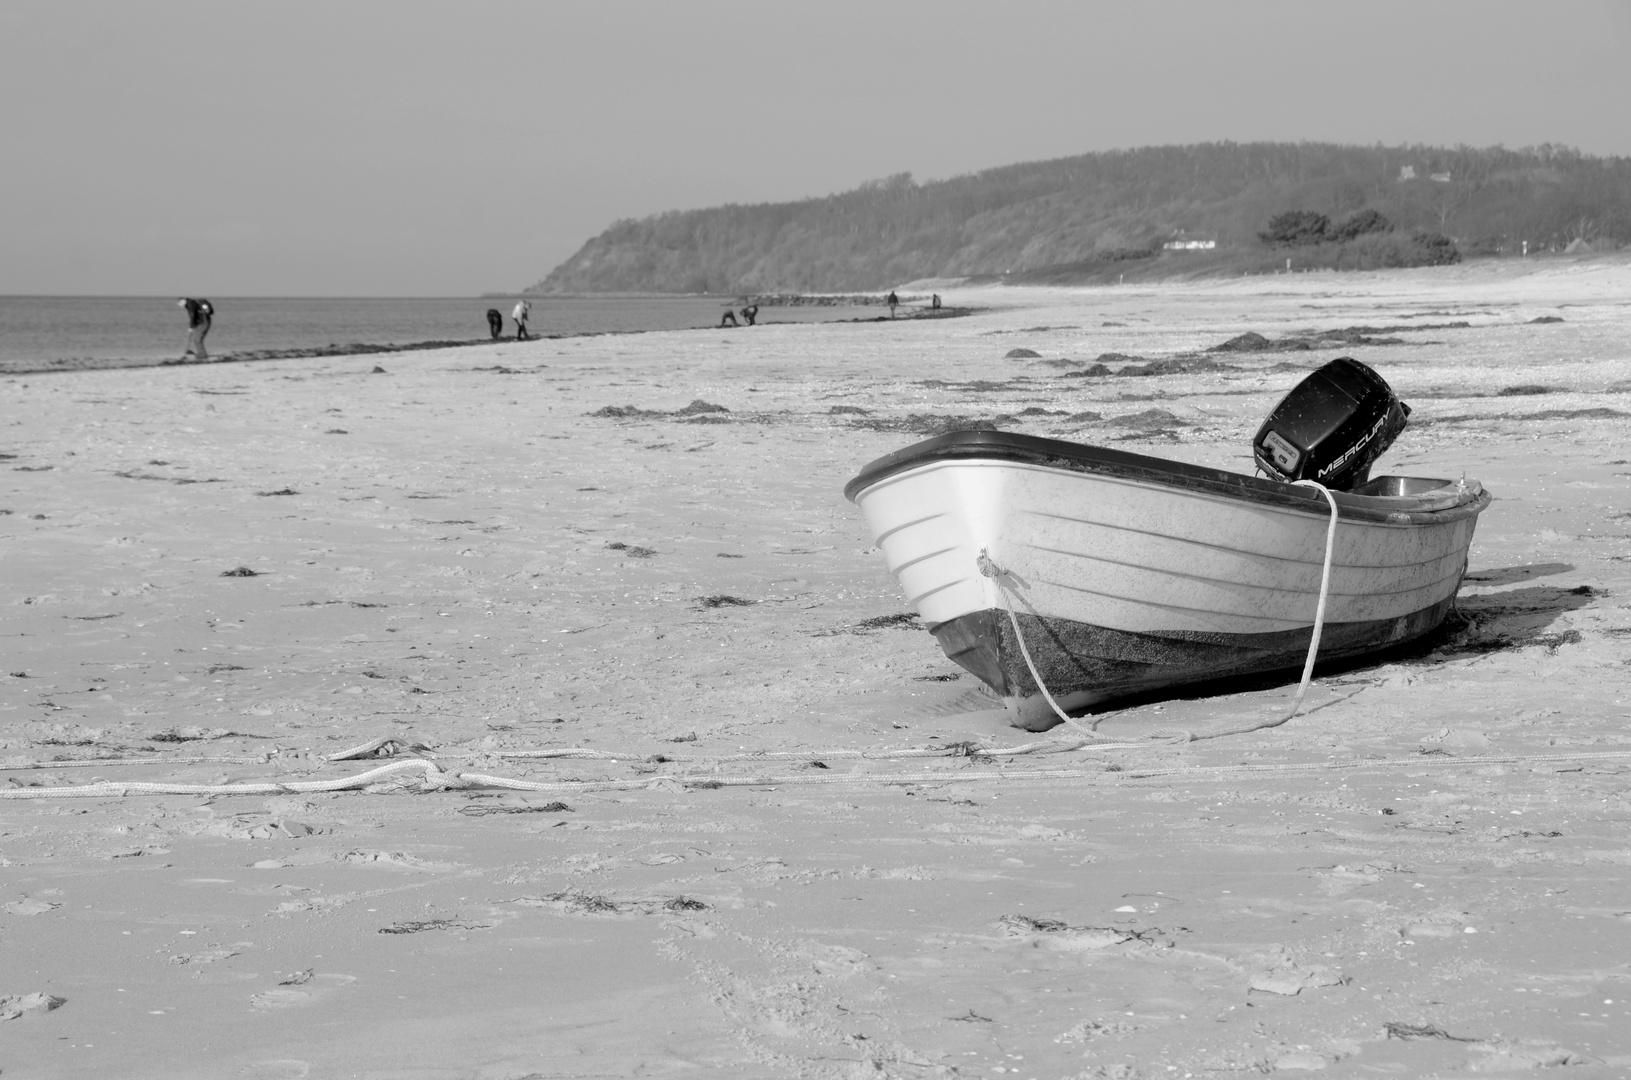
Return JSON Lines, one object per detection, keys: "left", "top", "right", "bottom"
{"left": 845, "top": 432, "right": 1491, "bottom": 726}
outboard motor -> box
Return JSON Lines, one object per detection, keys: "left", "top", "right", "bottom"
{"left": 1252, "top": 357, "right": 1410, "bottom": 491}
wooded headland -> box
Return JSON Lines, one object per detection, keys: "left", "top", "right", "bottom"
{"left": 530, "top": 142, "right": 1631, "bottom": 293}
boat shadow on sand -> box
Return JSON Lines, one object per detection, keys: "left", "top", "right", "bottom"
{"left": 1434, "top": 564, "right": 1596, "bottom": 657}
{"left": 1081, "top": 563, "right": 1593, "bottom": 713}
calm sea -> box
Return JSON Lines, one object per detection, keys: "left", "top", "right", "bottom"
{"left": 0, "top": 295, "right": 880, "bottom": 372}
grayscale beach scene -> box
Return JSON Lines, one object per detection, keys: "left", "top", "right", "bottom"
{"left": 4, "top": 4, "right": 1631, "bottom": 1078}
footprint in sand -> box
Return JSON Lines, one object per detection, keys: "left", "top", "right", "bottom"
{"left": 249, "top": 972, "right": 355, "bottom": 1010}
{"left": 169, "top": 944, "right": 247, "bottom": 966}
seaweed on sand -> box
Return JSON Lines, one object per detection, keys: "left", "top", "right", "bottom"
{"left": 847, "top": 414, "right": 1013, "bottom": 436}
{"left": 1105, "top": 409, "right": 1189, "bottom": 429}
{"left": 816, "top": 612, "right": 923, "bottom": 637}
{"left": 1417, "top": 407, "right": 1629, "bottom": 427}
{"left": 590, "top": 399, "right": 729, "bottom": 420}
{"left": 114, "top": 470, "right": 224, "bottom": 484}
{"left": 1059, "top": 354, "right": 1235, "bottom": 378}
{"left": 698, "top": 595, "right": 756, "bottom": 608}
{"left": 458, "top": 801, "right": 572, "bottom": 816}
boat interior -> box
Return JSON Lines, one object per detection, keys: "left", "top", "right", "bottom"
{"left": 1347, "top": 475, "right": 1459, "bottom": 498}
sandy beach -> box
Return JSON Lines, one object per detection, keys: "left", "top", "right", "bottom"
{"left": 4, "top": 258, "right": 1631, "bottom": 1078}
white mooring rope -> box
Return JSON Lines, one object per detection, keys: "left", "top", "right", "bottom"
{"left": 1285, "top": 479, "right": 1340, "bottom": 718}
{"left": 3, "top": 746, "right": 1630, "bottom": 801}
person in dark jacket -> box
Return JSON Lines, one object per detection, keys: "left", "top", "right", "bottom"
{"left": 486, "top": 308, "right": 503, "bottom": 339}
{"left": 177, "top": 298, "right": 214, "bottom": 360}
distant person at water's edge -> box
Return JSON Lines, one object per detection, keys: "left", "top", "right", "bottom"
{"left": 486, "top": 308, "right": 503, "bottom": 339}
{"left": 741, "top": 304, "right": 758, "bottom": 326}
{"left": 886, "top": 290, "right": 899, "bottom": 318}
{"left": 177, "top": 298, "right": 213, "bottom": 360}
{"left": 512, "top": 299, "right": 531, "bottom": 340}
{"left": 720, "top": 309, "right": 738, "bottom": 327}
{"left": 931, "top": 294, "right": 942, "bottom": 310}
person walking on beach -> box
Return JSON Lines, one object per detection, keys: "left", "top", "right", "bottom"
{"left": 512, "top": 299, "right": 532, "bottom": 341}
{"left": 177, "top": 298, "right": 214, "bottom": 360}
{"left": 886, "top": 290, "right": 899, "bottom": 318}
{"left": 486, "top": 308, "right": 503, "bottom": 339}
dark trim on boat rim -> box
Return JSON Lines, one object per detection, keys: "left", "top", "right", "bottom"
{"left": 844, "top": 430, "right": 1489, "bottom": 525}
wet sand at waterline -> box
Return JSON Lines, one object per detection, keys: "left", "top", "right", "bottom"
{"left": 3, "top": 258, "right": 1631, "bottom": 1078}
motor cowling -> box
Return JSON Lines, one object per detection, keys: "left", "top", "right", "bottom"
{"left": 1252, "top": 357, "right": 1410, "bottom": 491}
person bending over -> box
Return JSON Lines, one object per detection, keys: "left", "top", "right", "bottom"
{"left": 177, "top": 298, "right": 214, "bottom": 360}
{"left": 486, "top": 308, "right": 503, "bottom": 339}
{"left": 512, "top": 299, "right": 532, "bottom": 340}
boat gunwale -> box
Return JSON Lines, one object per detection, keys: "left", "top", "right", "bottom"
{"left": 844, "top": 430, "right": 1490, "bottom": 526}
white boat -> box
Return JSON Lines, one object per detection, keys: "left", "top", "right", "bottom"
{"left": 844, "top": 430, "right": 1491, "bottom": 729}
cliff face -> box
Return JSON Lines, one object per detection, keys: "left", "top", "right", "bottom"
{"left": 529, "top": 143, "right": 1631, "bottom": 293}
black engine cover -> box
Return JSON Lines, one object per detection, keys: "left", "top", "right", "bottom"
{"left": 1252, "top": 357, "right": 1410, "bottom": 490}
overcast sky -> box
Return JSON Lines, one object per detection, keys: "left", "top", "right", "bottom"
{"left": 3, "top": 0, "right": 1627, "bottom": 297}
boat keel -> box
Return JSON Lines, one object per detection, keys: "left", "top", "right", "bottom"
{"left": 932, "top": 598, "right": 1457, "bottom": 729}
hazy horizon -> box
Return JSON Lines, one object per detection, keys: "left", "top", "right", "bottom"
{"left": 4, "top": 0, "right": 1628, "bottom": 297}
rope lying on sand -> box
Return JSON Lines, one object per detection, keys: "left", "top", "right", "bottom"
{"left": 0, "top": 733, "right": 1152, "bottom": 798}
{"left": 2, "top": 734, "right": 1147, "bottom": 773}
{"left": 4, "top": 747, "right": 1629, "bottom": 800}
{"left": 0, "top": 759, "right": 447, "bottom": 799}
{"left": 2, "top": 755, "right": 267, "bottom": 771}
{"left": 483, "top": 737, "right": 1147, "bottom": 762}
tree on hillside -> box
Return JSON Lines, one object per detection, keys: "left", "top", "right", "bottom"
{"left": 1410, "top": 231, "right": 1461, "bottom": 265}
{"left": 1329, "top": 208, "right": 1391, "bottom": 242}
{"left": 860, "top": 172, "right": 916, "bottom": 192}
{"left": 1259, "top": 210, "right": 1330, "bottom": 246}
{"left": 1425, "top": 150, "right": 1496, "bottom": 232}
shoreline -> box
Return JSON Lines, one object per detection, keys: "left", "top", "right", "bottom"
{"left": 0, "top": 303, "right": 977, "bottom": 377}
